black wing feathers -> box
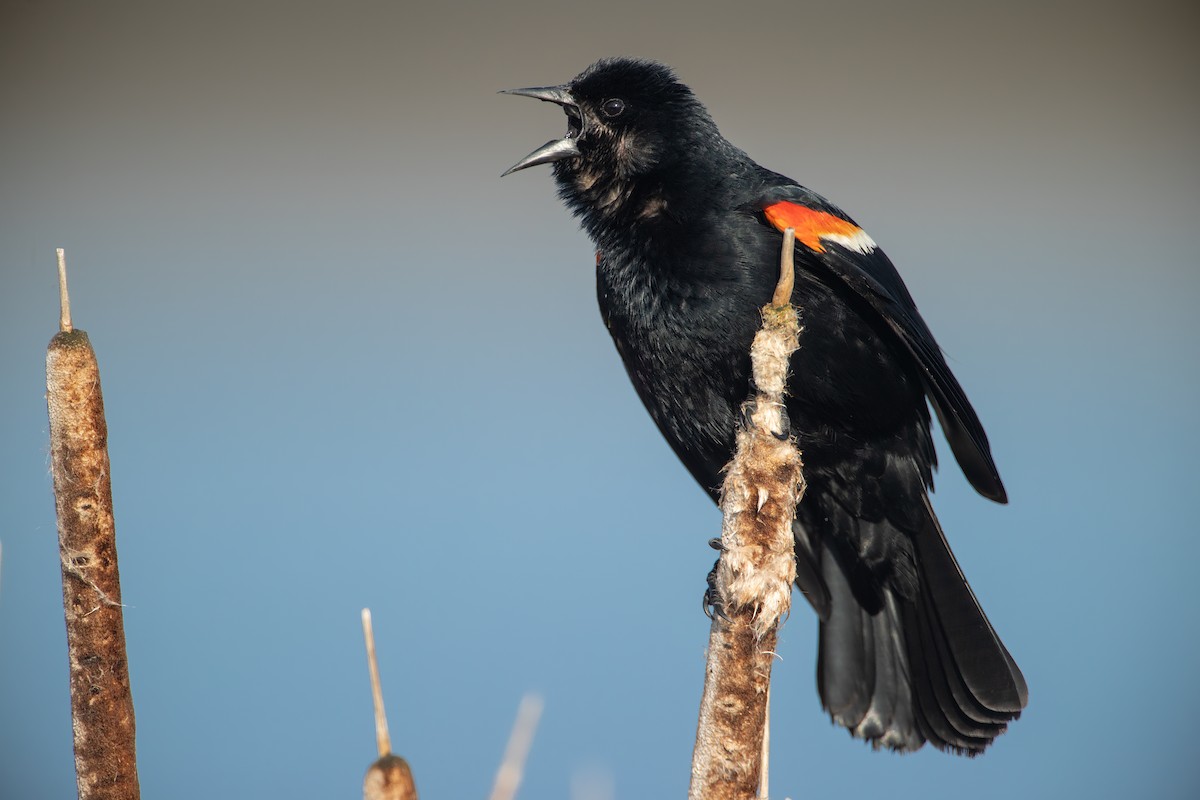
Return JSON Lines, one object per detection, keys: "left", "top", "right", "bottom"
{"left": 761, "top": 185, "right": 1007, "bottom": 503}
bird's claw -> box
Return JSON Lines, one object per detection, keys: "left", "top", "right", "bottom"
{"left": 702, "top": 559, "right": 730, "bottom": 620}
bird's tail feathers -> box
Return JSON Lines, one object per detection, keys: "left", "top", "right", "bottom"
{"left": 814, "top": 502, "right": 1026, "bottom": 755}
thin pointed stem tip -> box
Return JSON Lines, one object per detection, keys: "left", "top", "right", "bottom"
{"left": 56, "top": 248, "right": 73, "bottom": 333}
{"left": 773, "top": 228, "right": 796, "bottom": 307}
{"left": 361, "top": 608, "right": 392, "bottom": 757}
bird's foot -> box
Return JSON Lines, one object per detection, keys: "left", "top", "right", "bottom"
{"left": 702, "top": 546, "right": 730, "bottom": 620}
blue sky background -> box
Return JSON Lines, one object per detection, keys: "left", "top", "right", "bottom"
{"left": 2, "top": 1, "right": 1197, "bottom": 797}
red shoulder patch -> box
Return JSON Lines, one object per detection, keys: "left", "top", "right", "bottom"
{"left": 763, "top": 201, "right": 876, "bottom": 255}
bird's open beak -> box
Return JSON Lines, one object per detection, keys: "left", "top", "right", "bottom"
{"left": 500, "top": 85, "right": 584, "bottom": 176}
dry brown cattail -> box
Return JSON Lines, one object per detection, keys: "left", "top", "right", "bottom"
{"left": 46, "top": 249, "right": 141, "bottom": 800}
{"left": 363, "top": 754, "right": 418, "bottom": 800}
{"left": 361, "top": 609, "right": 418, "bottom": 800}
{"left": 689, "top": 229, "right": 805, "bottom": 800}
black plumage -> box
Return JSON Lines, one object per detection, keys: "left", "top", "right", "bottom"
{"left": 503, "top": 57, "right": 1026, "bottom": 754}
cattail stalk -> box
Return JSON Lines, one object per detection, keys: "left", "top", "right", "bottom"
{"left": 488, "top": 694, "right": 544, "bottom": 800}
{"left": 361, "top": 609, "right": 418, "bottom": 800}
{"left": 46, "top": 249, "right": 141, "bottom": 800}
{"left": 689, "top": 229, "right": 805, "bottom": 800}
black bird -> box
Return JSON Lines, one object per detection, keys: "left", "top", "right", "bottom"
{"left": 502, "top": 58, "right": 1027, "bottom": 755}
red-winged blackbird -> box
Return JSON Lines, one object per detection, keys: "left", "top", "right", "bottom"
{"left": 502, "top": 58, "right": 1026, "bottom": 755}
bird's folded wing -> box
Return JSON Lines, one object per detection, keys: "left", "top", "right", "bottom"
{"left": 759, "top": 186, "right": 1006, "bottom": 503}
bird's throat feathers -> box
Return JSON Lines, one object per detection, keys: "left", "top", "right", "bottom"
{"left": 553, "top": 124, "right": 738, "bottom": 249}
{"left": 554, "top": 158, "right": 667, "bottom": 240}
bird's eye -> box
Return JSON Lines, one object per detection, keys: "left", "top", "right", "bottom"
{"left": 602, "top": 98, "right": 626, "bottom": 118}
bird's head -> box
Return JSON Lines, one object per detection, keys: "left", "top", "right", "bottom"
{"left": 502, "top": 58, "right": 718, "bottom": 224}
